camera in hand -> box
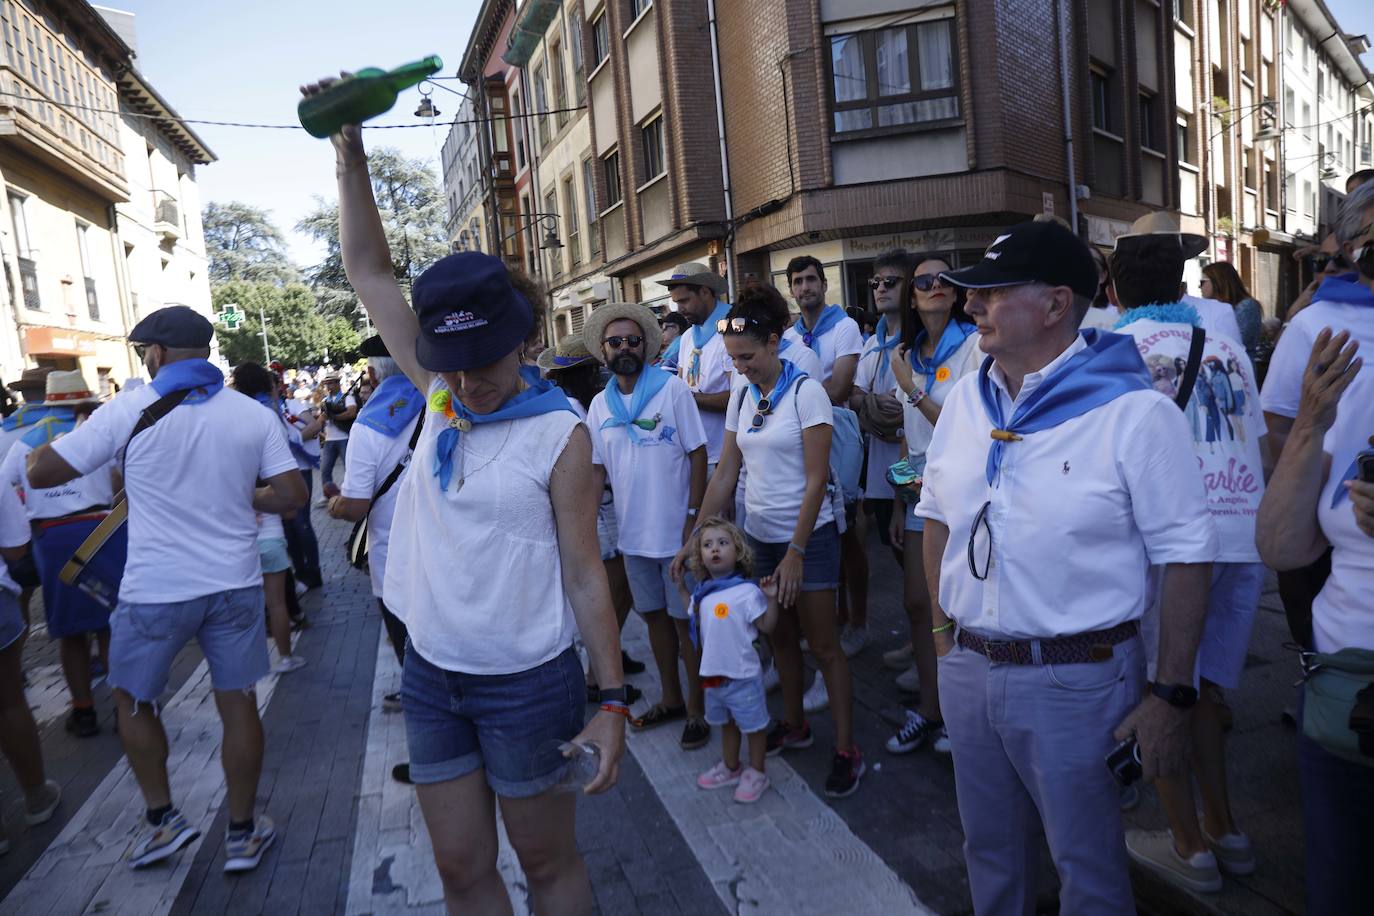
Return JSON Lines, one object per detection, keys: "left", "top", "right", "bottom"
{"left": 1358, "top": 448, "right": 1374, "bottom": 484}
{"left": 1105, "top": 736, "right": 1142, "bottom": 786}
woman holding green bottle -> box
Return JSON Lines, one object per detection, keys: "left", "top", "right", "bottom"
{"left": 303, "top": 75, "right": 626, "bottom": 916}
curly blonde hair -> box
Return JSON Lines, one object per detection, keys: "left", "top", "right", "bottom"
{"left": 684, "top": 516, "right": 753, "bottom": 580}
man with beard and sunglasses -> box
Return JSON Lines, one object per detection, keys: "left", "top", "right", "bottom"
{"left": 584, "top": 304, "right": 712, "bottom": 750}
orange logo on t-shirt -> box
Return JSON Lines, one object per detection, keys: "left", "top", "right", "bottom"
{"left": 713, "top": 603, "right": 729, "bottom": 619}
{"left": 935, "top": 366, "right": 952, "bottom": 383}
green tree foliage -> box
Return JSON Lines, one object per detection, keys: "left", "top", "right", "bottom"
{"left": 203, "top": 202, "right": 300, "bottom": 285}
{"left": 324, "top": 316, "right": 362, "bottom": 361}
{"left": 295, "top": 147, "right": 449, "bottom": 322}
{"left": 212, "top": 281, "right": 328, "bottom": 367}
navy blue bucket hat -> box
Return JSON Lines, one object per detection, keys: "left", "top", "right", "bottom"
{"left": 412, "top": 253, "right": 534, "bottom": 372}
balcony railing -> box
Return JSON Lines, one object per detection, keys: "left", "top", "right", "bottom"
{"left": 0, "top": 67, "right": 126, "bottom": 200}
{"left": 17, "top": 257, "right": 39, "bottom": 310}
{"left": 154, "top": 195, "right": 181, "bottom": 241}
{"left": 85, "top": 276, "right": 99, "bottom": 321}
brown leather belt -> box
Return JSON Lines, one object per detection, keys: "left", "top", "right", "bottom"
{"left": 957, "top": 620, "right": 1139, "bottom": 665}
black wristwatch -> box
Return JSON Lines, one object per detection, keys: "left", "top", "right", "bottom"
{"left": 1150, "top": 682, "right": 1199, "bottom": 709}
{"left": 597, "top": 686, "right": 630, "bottom": 705}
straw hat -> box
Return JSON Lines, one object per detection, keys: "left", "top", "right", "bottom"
{"left": 1114, "top": 211, "right": 1208, "bottom": 258}
{"left": 654, "top": 261, "right": 726, "bottom": 297}
{"left": 536, "top": 333, "right": 598, "bottom": 373}
{"left": 40, "top": 370, "right": 101, "bottom": 407}
{"left": 583, "top": 303, "right": 663, "bottom": 364}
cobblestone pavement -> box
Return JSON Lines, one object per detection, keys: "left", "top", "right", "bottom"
{"left": 0, "top": 499, "right": 1306, "bottom": 915}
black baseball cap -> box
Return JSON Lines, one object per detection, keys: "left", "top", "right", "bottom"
{"left": 412, "top": 253, "right": 533, "bottom": 372}
{"left": 128, "top": 305, "right": 214, "bottom": 348}
{"left": 940, "top": 221, "right": 1100, "bottom": 300}
{"left": 358, "top": 335, "right": 390, "bottom": 358}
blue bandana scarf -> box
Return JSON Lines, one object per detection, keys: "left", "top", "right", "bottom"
{"left": 977, "top": 330, "right": 1151, "bottom": 486}
{"left": 433, "top": 378, "right": 574, "bottom": 491}
{"left": 746, "top": 359, "right": 807, "bottom": 434}
{"left": 19, "top": 408, "right": 75, "bottom": 449}
{"left": 685, "top": 301, "right": 731, "bottom": 387}
{"left": 911, "top": 320, "right": 976, "bottom": 389}
{"left": 872, "top": 316, "right": 901, "bottom": 385}
{"left": 688, "top": 574, "right": 750, "bottom": 649}
{"left": 2, "top": 404, "right": 65, "bottom": 433}
{"left": 355, "top": 375, "right": 424, "bottom": 438}
{"left": 601, "top": 367, "right": 672, "bottom": 442}
{"left": 1113, "top": 301, "right": 1201, "bottom": 329}
{"left": 1312, "top": 273, "right": 1374, "bottom": 307}
{"left": 150, "top": 359, "right": 224, "bottom": 405}
{"left": 793, "top": 304, "right": 845, "bottom": 351}
{"left": 658, "top": 334, "right": 683, "bottom": 368}
{"left": 1330, "top": 451, "right": 1371, "bottom": 508}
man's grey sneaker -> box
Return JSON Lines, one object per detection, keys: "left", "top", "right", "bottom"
{"left": 1202, "top": 827, "right": 1256, "bottom": 876}
{"left": 273, "top": 655, "right": 307, "bottom": 674}
{"left": 1125, "top": 829, "right": 1223, "bottom": 893}
{"left": 894, "top": 665, "right": 920, "bottom": 695}
{"left": 24, "top": 780, "right": 61, "bottom": 826}
{"left": 223, "top": 815, "right": 276, "bottom": 873}
{"left": 129, "top": 809, "right": 200, "bottom": 869}
{"left": 886, "top": 710, "right": 941, "bottom": 754}
{"left": 882, "top": 642, "right": 913, "bottom": 671}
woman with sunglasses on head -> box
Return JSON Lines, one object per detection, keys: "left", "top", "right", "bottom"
{"left": 883, "top": 258, "right": 981, "bottom": 756}
{"left": 675, "top": 284, "right": 864, "bottom": 798}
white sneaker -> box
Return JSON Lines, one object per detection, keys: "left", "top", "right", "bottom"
{"left": 839, "top": 627, "right": 868, "bottom": 658}
{"left": 274, "top": 655, "right": 307, "bottom": 674}
{"left": 894, "top": 665, "right": 920, "bottom": 694}
{"left": 882, "top": 642, "right": 914, "bottom": 670}
{"left": 294, "top": 580, "right": 308, "bottom": 598}
{"left": 802, "top": 676, "right": 829, "bottom": 713}
{"left": 932, "top": 724, "right": 951, "bottom": 754}
{"left": 762, "top": 664, "right": 781, "bottom": 693}
{"left": 1202, "top": 827, "right": 1256, "bottom": 876}
{"left": 313, "top": 497, "right": 328, "bottom": 508}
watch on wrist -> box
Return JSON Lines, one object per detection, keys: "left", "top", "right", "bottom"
{"left": 597, "top": 686, "right": 630, "bottom": 705}
{"left": 1150, "top": 681, "right": 1198, "bottom": 709}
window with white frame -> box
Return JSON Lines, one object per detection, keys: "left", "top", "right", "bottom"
{"left": 641, "top": 114, "right": 665, "bottom": 183}
{"left": 828, "top": 18, "right": 960, "bottom": 136}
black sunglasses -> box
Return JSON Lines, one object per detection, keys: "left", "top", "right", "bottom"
{"left": 602, "top": 335, "right": 644, "bottom": 350}
{"left": 967, "top": 500, "right": 993, "bottom": 581}
{"left": 912, "top": 274, "right": 950, "bottom": 292}
{"left": 717, "top": 316, "right": 763, "bottom": 334}
{"left": 868, "top": 276, "right": 902, "bottom": 290}
{"left": 1311, "top": 252, "right": 1351, "bottom": 272}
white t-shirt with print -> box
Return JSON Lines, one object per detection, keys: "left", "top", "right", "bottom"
{"left": 694, "top": 580, "right": 768, "bottom": 680}
{"left": 726, "top": 375, "right": 835, "bottom": 543}
{"left": 323, "top": 393, "right": 357, "bottom": 441}
{"left": 0, "top": 482, "right": 29, "bottom": 594}
{"left": 782, "top": 310, "right": 864, "bottom": 384}
{"left": 1313, "top": 371, "right": 1374, "bottom": 653}
{"left": 1182, "top": 295, "right": 1245, "bottom": 348}
{"left": 51, "top": 385, "right": 297, "bottom": 603}
{"left": 1, "top": 437, "right": 115, "bottom": 520}
{"left": 341, "top": 417, "right": 421, "bottom": 598}
{"left": 1118, "top": 318, "right": 1266, "bottom": 562}
{"left": 1261, "top": 298, "right": 1374, "bottom": 420}
{"left": 677, "top": 323, "right": 732, "bottom": 465}
{"left": 854, "top": 321, "right": 905, "bottom": 497}
{"left": 587, "top": 374, "right": 708, "bottom": 559}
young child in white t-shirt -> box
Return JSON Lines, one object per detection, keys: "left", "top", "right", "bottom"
{"left": 677, "top": 517, "right": 779, "bottom": 803}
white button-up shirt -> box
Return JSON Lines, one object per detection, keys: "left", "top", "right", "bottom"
{"left": 915, "top": 335, "right": 1219, "bottom": 639}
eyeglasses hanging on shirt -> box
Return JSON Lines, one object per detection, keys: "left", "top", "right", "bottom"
{"left": 968, "top": 499, "right": 993, "bottom": 581}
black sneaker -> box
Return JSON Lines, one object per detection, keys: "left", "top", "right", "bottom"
{"left": 382, "top": 692, "right": 402, "bottom": 712}
{"left": 824, "top": 747, "right": 865, "bottom": 798}
{"left": 66, "top": 707, "right": 99, "bottom": 738}
{"left": 621, "top": 651, "right": 646, "bottom": 675}
{"left": 680, "top": 717, "right": 710, "bottom": 750}
{"left": 885, "top": 710, "right": 941, "bottom": 754}
{"left": 764, "top": 720, "right": 813, "bottom": 756}
{"left": 391, "top": 764, "right": 412, "bottom": 785}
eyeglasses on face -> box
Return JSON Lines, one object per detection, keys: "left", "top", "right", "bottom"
{"left": 717, "top": 316, "right": 763, "bottom": 334}
{"left": 602, "top": 335, "right": 644, "bottom": 350}
{"left": 868, "top": 275, "right": 902, "bottom": 290}
{"left": 912, "top": 274, "right": 950, "bottom": 292}
{"left": 1311, "top": 252, "right": 1351, "bottom": 272}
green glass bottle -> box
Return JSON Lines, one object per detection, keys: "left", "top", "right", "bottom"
{"left": 298, "top": 55, "right": 443, "bottom": 138}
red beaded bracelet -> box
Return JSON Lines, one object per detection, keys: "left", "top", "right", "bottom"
{"left": 598, "top": 703, "right": 631, "bottom": 719}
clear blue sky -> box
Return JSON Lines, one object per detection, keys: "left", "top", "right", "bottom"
{"left": 104, "top": 0, "right": 479, "bottom": 267}
{"left": 107, "top": 0, "right": 1374, "bottom": 270}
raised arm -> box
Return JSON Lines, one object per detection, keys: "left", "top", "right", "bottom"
{"left": 302, "top": 76, "right": 428, "bottom": 391}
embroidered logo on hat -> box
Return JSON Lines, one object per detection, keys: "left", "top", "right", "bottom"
{"left": 985, "top": 234, "right": 1012, "bottom": 260}
{"left": 434, "top": 310, "right": 490, "bottom": 335}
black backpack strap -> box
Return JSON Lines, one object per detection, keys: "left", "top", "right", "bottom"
{"left": 366, "top": 413, "right": 425, "bottom": 514}
{"left": 1174, "top": 326, "right": 1206, "bottom": 410}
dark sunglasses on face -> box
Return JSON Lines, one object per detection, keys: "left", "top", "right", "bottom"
{"left": 717, "top": 316, "right": 763, "bottom": 334}
{"left": 602, "top": 335, "right": 644, "bottom": 350}
{"left": 868, "top": 275, "right": 902, "bottom": 290}
{"left": 912, "top": 274, "right": 949, "bottom": 292}
{"left": 1311, "top": 252, "right": 1351, "bottom": 272}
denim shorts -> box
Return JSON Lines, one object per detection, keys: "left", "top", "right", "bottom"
{"left": 624, "top": 554, "right": 687, "bottom": 619}
{"left": 402, "top": 643, "right": 585, "bottom": 797}
{"left": 747, "top": 521, "right": 841, "bottom": 592}
{"left": 704, "top": 674, "right": 770, "bottom": 734}
{"left": 258, "top": 538, "right": 291, "bottom": 575}
{"left": 1197, "top": 562, "right": 1265, "bottom": 690}
{"left": 0, "top": 589, "right": 26, "bottom": 652}
{"left": 108, "top": 585, "right": 270, "bottom": 703}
